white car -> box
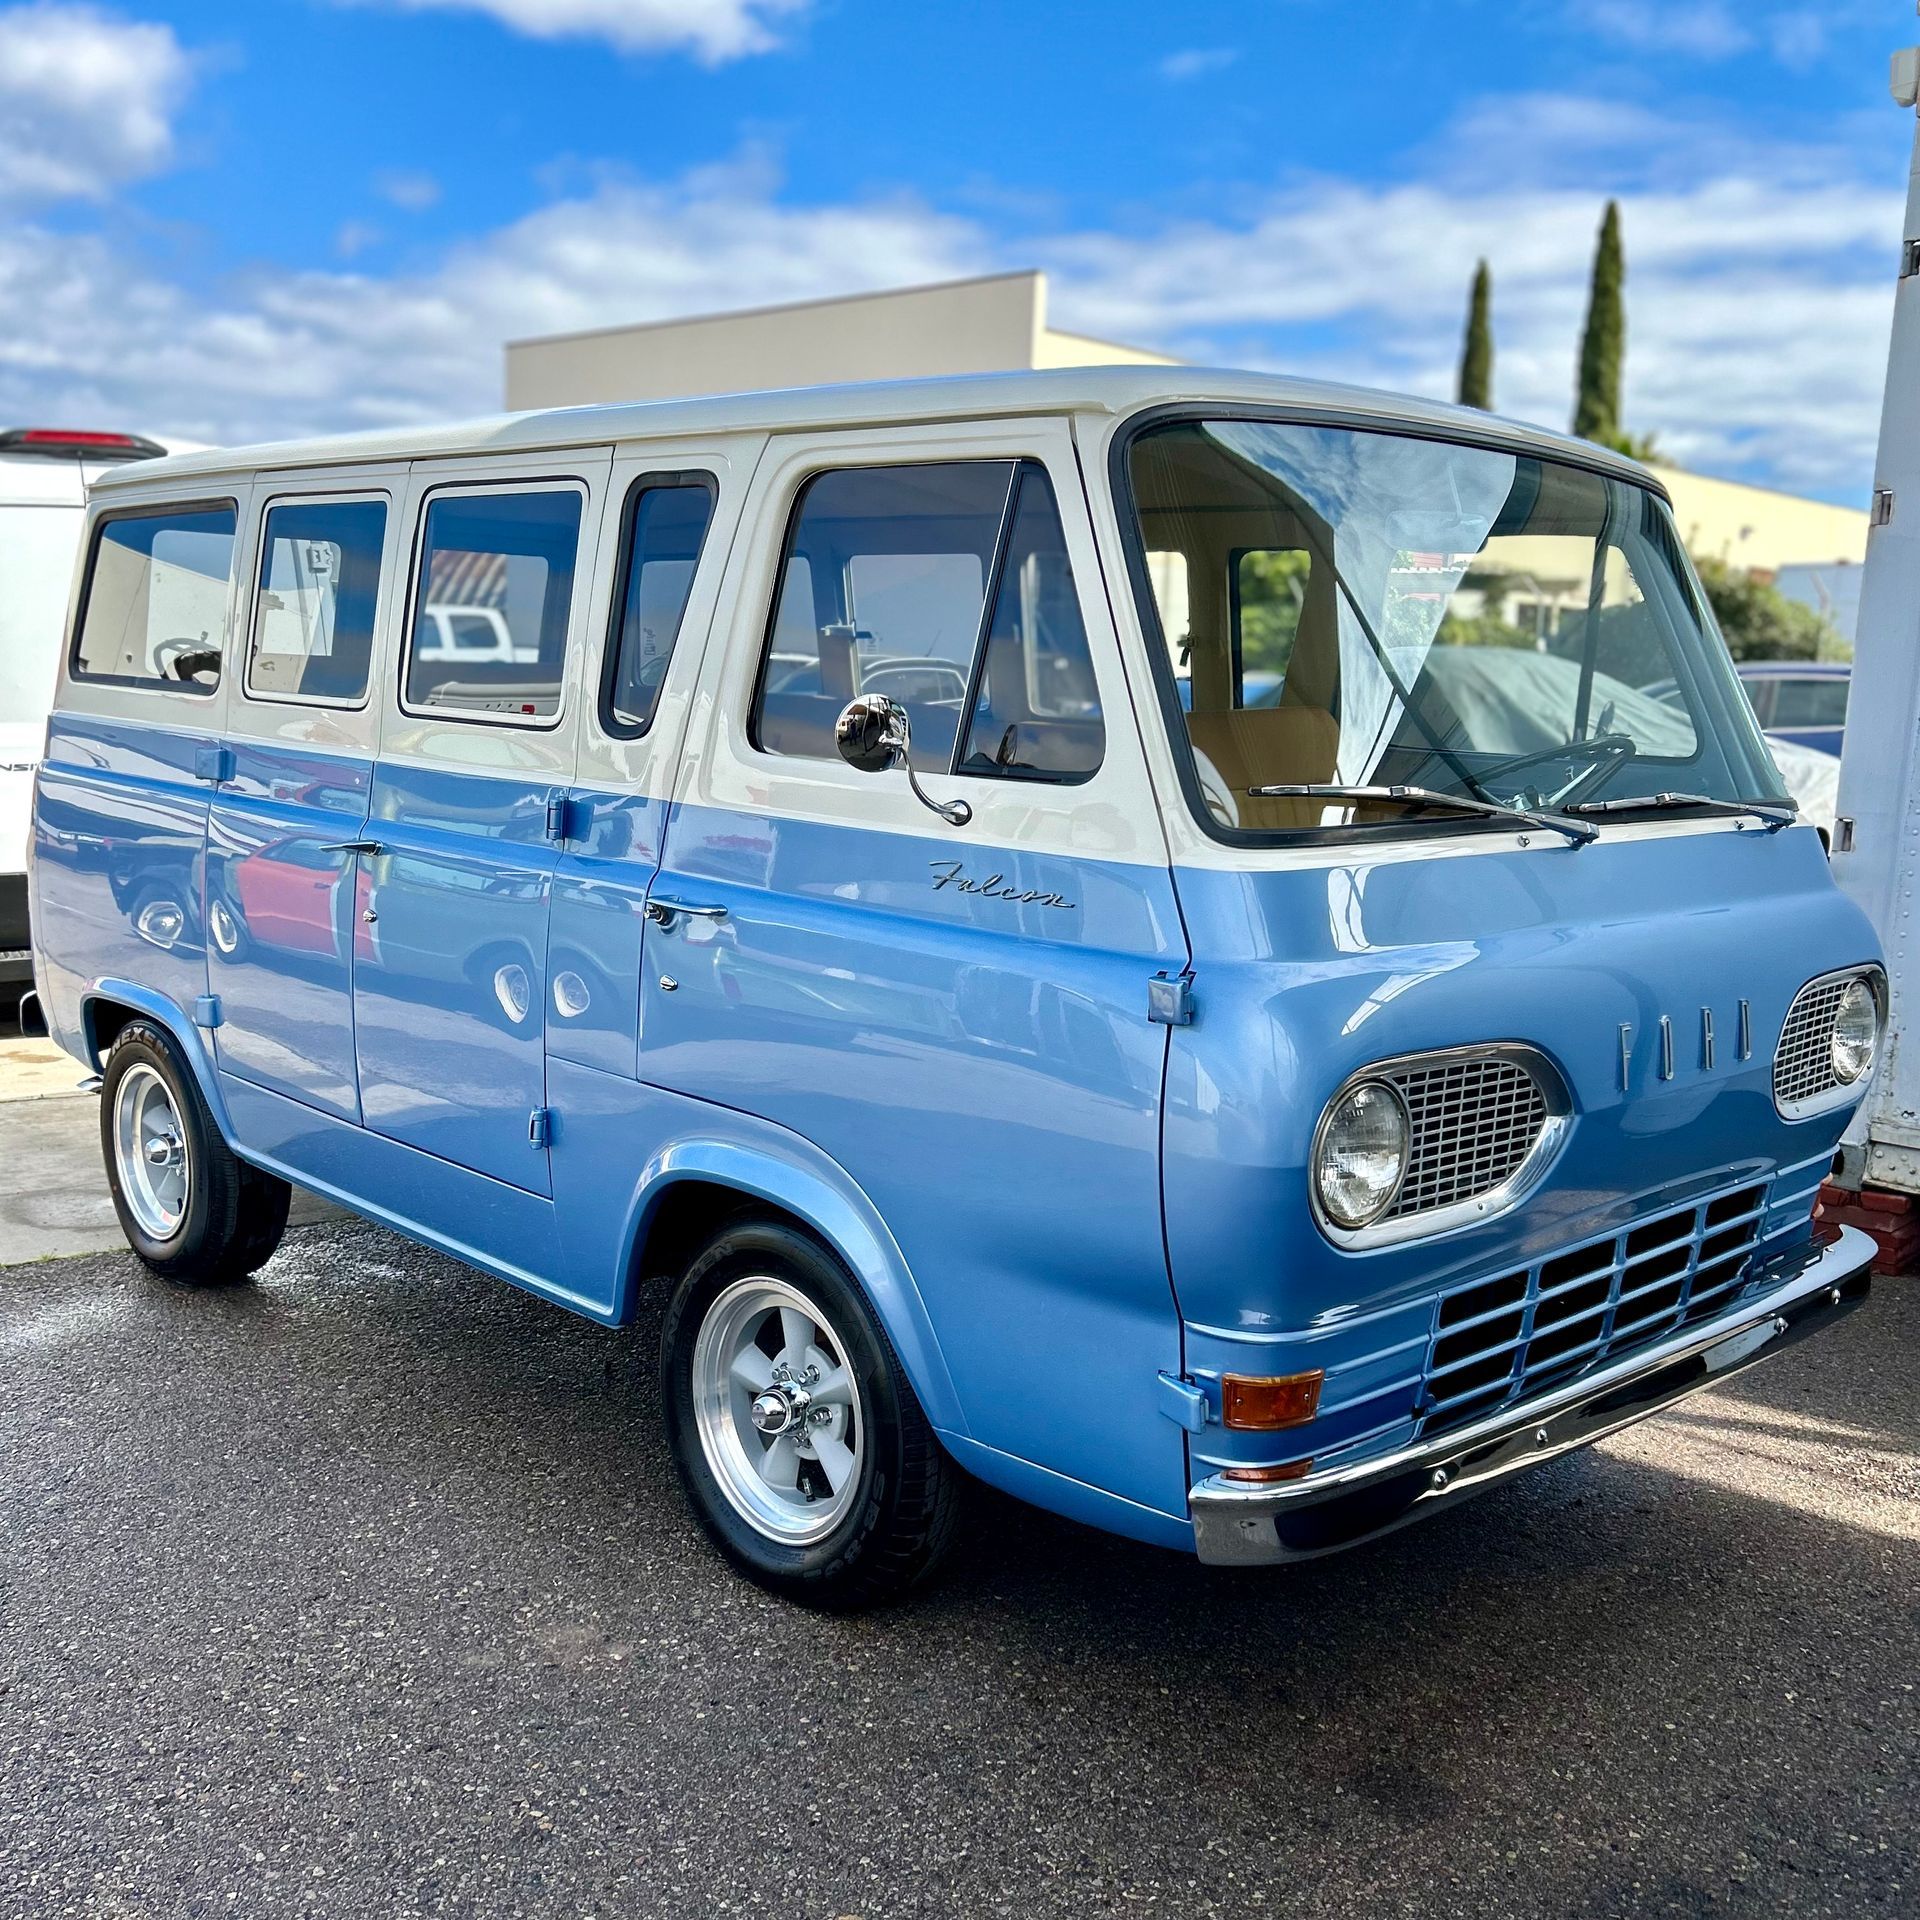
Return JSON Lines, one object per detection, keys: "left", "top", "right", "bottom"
{"left": 0, "top": 429, "right": 167, "bottom": 987}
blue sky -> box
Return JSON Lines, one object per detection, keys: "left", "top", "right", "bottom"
{"left": 0, "top": 1, "right": 1908, "bottom": 500}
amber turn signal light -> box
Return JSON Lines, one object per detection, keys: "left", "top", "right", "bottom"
{"left": 1221, "top": 1460, "right": 1313, "bottom": 1484}
{"left": 1221, "top": 1370, "right": 1324, "bottom": 1431}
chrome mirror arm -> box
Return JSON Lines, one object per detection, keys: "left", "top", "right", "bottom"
{"left": 833, "top": 694, "right": 972, "bottom": 828}
{"left": 902, "top": 760, "right": 973, "bottom": 828}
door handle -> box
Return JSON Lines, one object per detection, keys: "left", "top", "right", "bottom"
{"left": 321, "top": 840, "right": 384, "bottom": 856}
{"left": 644, "top": 899, "right": 727, "bottom": 929}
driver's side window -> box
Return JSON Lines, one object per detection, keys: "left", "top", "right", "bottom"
{"left": 601, "top": 474, "right": 717, "bottom": 738}
{"left": 72, "top": 502, "right": 237, "bottom": 692}
{"left": 749, "top": 458, "right": 1105, "bottom": 782}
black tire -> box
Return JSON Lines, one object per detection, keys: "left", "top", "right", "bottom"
{"left": 99, "top": 1019, "right": 291, "bottom": 1286}
{"left": 660, "top": 1220, "right": 961, "bottom": 1610}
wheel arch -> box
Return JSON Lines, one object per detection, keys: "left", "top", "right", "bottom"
{"left": 615, "top": 1137, "right": 965, "bottom": 1437}
{"left": 81, "top": 980, "right": 235, "bottom": 1142}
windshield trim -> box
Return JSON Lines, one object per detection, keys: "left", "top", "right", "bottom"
{"left": 1107, "top": 401, "right": 1704, "bottom": 853}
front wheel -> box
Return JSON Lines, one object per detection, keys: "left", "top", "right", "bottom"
{"left": 660, "top": 1221, "right": 961, "bottom": 1609}
{"left": 100, "top": 1020, "right": 291, "bottom": 1285}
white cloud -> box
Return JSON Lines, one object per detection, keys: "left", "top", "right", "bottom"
{"left": 0, "top": 158, "right": 987, "bottom": 447}
{"left": 350, "top": 0, "right": 808, "bottom": 61}
{"left": 375, "top": 169, "right": 442, "bottom": 211}
{"left": 1158, "top": 47, "right": 1238, "bottom": 82}
{"left": 0, "top": 101, "right": 1896, "bottom": 502}
{"left": 0, "top": 2, "right": 195, "bottom": 206}
{"left": 1586, "top": 3, "right": 1749, "bottom": 60}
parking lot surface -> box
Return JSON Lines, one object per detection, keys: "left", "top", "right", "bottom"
{"left": 3, "top": 1221, "right": 1915, "bottom": 1920}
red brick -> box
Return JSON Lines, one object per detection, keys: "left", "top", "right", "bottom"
{"left": 1819, "top": 1181, "right": 1855, "bottom": 1207}
{"left": 1860, "top": 1186, "right": 1914, "bottom": 1215}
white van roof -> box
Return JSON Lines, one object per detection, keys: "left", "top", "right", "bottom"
{"left": 89, "top": 366, "right": 1661, "bottom": 496}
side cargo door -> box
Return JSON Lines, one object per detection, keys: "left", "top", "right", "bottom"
{"left": 205, "top": 473, "right": 402, "bottom": 1122}
{"left": 351, "top": 450, "right": 609, "bottom": 1195}
{"left": 633, "top": 418, "right": 1194, "bottom": 1521}
{"left": 543, "top": 437, "right": 762, "bottom": 1085}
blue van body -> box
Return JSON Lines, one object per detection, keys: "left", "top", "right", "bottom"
{"left": 30, "top": 371, "right": 1882, "bottom": 1568}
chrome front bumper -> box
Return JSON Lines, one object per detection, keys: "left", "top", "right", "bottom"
{"left": 1189, "top": 1225, "right": 1875, "bottom": 1567}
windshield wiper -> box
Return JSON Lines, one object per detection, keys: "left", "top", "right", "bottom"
{"left": 1565, "top": 792, "right": 1797, "bottom": 832}
{"left": 1249, "top": 782, "right": 1597, "bottom": 846}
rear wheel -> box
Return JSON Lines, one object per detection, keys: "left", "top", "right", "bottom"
{"left": 100, "top": 1020, "right": 290, "bottom": 1285}
{"left": 661, "top": 1221, "right": 960, "bottom": 1609}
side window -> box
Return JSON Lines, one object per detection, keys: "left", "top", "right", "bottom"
{"left": 752, "top": 461, "right": 1008, "bottom": 771}
{"left": 751, "top": 458, "right": 1104, "bottom": 782}
{"left": 603, "top": 477, "right": 716, "bottom": 736}
{"left": 1232, "top": 548, "right": 1313, "bottom": 702}
{"left": 73, "top": 503, "right": 236, "bottom": 690}
{"left": 403, "top": 487, "right": 583, "bottom": 722}
{"left": 247, "top": 496, "right": 387, "bottom": 705}
{"left": 1770, "top": 675, "right": 1849, "bottom": 729}
{"left": 957, "top": 466, "right": 1104, "bottom": 781}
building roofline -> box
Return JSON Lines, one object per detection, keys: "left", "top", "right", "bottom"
{"left": 500, "top": 268, "right": 1045, "bottom": 353}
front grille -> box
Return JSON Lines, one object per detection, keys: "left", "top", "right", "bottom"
{"left": 1381, "top": 1054, "right": 1551, "bottom": 1221}
{"left": 1417, "top": 1181, "right": 1768, "bottom": 1436}
{"left": 1773, "top": 974, "right": 1854, "bottom": 1113}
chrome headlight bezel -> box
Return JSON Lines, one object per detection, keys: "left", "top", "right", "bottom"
{"left": 1310, "top": 1045, "right": 1570, "bottom": 1250}
{"left": 1774, "top": 965, "right": 1887, "bottom": 1120}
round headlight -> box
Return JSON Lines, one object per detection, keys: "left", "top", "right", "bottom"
{"left": 1831, "top": 977, "right": 1880, "bottom": 1085}
{"left": 1316, "top": 1080, "right": 1410, "bottom": 1229}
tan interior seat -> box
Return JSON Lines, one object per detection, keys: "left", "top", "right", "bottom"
{"left": 1184, "top": 704, "right": 1340, "bottom": 830}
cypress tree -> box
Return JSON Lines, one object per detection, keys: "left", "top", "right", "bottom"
{"left": 1457, "top": 259, "right": 1493, "bottom": 410}
{"left": 1573, "top": 199, "right": 1625, "bottom": 445}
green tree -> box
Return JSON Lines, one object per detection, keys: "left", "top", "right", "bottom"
{"left": 1458, "top": 259, "right": 1494, "bottom": 411}
{"left": 1236, "top": 548, "right": 1313, "bottom": 676}
{"left": 1693, "top": 556, "right": 1847, "bottom": 663}
{"left": 1573, "top": 200, "right": 1625, "bottom": 447}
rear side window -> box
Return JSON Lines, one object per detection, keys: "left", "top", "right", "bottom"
{"left": 247, "top": 496, "right": 387, "bottom": 705}
{"left": 73, "top": 503, "right": 236, "bottom": 690}
{"left": 1770, "top": 675, "right": 1849, "bottom": 729}
{"left": 603, "top": 477, "right": 716, "bottom": 736}
{"left": 751, "top": 459, "right": 1103, "bottom": 782}
{"left": 403, "top": 487, "right": 583, "bottom": 723}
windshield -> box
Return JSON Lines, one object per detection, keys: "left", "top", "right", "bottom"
{"left": 1125, "top": 417, "right": 1787, "bottom": 840}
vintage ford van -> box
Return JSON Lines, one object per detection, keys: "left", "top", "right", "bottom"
{"left": 30, "top": 369, "right": 1882, "bottom": 1606}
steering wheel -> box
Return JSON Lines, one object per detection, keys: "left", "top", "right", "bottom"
{"left": 152, "top": 637, "right": 221, "bottom": 682}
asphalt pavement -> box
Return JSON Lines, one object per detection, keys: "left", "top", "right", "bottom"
{"left": 2, "top": 1219, "right": 1915, "bottom": 1919}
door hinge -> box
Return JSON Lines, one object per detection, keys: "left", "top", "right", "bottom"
{"left": 543, "top": 790, "right": 579, "bottom": 843}
{"left": 193, "top": 993, "right": 222, "bottom": 1030}
{"left": 528, "top": 1106, "right": 553, "bottom": 1149}
{"left": 1148, "top": 970, "right": 1195, "bottom": 1027}
{"left": 194, "top": 743, "right": 234, "bottom": 786}
{"left": 1156, "top": 1371, "right": 1211, "bottom": 1432}
{"left": 1873, "top": 488, "right": 1896, "bottom": 528}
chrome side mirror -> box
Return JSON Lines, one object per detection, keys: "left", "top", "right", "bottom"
{"left": 834, "top": 693, "right": 909, "bottom": 774}
{"left": 833, "top": 695, "right": 972, "bottom": 827}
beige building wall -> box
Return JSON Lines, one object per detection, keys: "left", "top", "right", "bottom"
{"left": 504, "top": 272, "right": 1866, "bottom": 578}
{"left": 1650, "top": 464, "right": 1867, "bottom": 574}
{"left": 504, "top": 270, "right": 1173, "bottom": 411}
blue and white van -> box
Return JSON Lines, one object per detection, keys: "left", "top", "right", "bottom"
{"left": 29, "top": 370, "right": 1883, "bottom": 1606}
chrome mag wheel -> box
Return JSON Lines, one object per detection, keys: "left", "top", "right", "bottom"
{"left": 690, "top": 1276, "right": 865, "bottom": 1546}
{"left": 112, "top": 1061, "right": 190, "bottom": 1241}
